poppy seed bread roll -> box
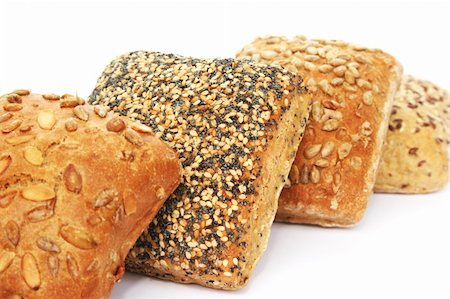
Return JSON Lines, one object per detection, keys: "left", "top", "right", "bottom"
{"left": 89, "top": 51, "right": 311, "bottom": 289}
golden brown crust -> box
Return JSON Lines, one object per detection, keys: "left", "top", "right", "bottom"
{"left": 0, "top": 92, "right": 181, "bottom": 298}
{"left": 374, "top": 76, "right": 449, "bottom": 193}
{"left": 89, "top": 52, "right": 311, "bottom": 289}
{"left": 237, "top": 36, "right": 403, "bottom": 227}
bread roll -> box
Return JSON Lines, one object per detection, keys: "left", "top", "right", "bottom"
{"left": 237, "top": 36, "right": 402, "bottom": 227}
{"left": 375, "top": 75, "right": 449, "bottom": 193}
{"left": 0, "top": 91, "right": 181, "bottom": 298}
{"left": 89, "top": 51, "right": 311, "bottom": 289}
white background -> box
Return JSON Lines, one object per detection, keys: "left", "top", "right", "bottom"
{"left": 1, "top": 0, "right": 449, "bottom": 298}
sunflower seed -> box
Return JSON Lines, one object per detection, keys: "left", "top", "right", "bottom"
{"left": 0, "top": 251, "right": 15, "bottom": 273}
{"left": 36, "top": 237, "right": 60, "bottom": 253}
{"left": 5, "top": 135, "right": 35, "bottom": 145}
{"left": 124, "top": 129, "right": 144, "bottom": 146}
{"left": 6, "top": 94, "right": 22, "bottom": 103}
{"left": 321, "top": 141, "right": 335, "bottom": 157}
{"left": 60, "top": 226, "right": 97, "bottom": 250}
{"left": 65, "top": 117, "right": 78, "bottom": 132}
{"left": 42, "top": 94, "right": 60, "bottom": 101}
{"left": 338, "top": 142, "right": 352, "bottom": 160}
{"left": 37, "top": 110, "right": 56, "bottom": 130}
{"left": 23, "top": 146, "right": 44, "bottom": 166}
{"left": 310, "top": 166, "right": 320, "bottom": 183}
{"left": 329, "top": 58, "right": 346, "bottom": 66}
{"left": 261, "top": 50, "right": 277, "bottom": 59}
{"left": 12, "top": 89, "right": 30, "bottom": 96}
{"left": 318, "top": 64, "right": 333, "bottom": 73}
{"left": 94, "top": 105, "right": 109, "bottom": 118}
{"left": 311, "top": 100, "right": 322, "bottom": 122}
{"left": 288, "top": 164, "right": 300, "bottom": 185}
{"left": 0, "top": 155, "right": 12, "bottom": 175}
{"left": 322, "top": 119, "right": 339, "bottom": 131}
{"left": 362, "top": 91, "right": 373, "bottom": 105}
{"left": 360, "top": 121, "right": 373, "bottom": 136}
{"left": 22, "top": 184, "right": 55, "bottom": 201}
{"left": 106, "top": 117, "right": 126, "bottom": 132}
{"left": 333, "top": 65, "right": 346, "bottom": 77}
{"left": 130, "top": 122, "right": 153, "bottom": 134}
{"left": 304, "top": 144, "right": 322, "bottom": 159}
{"left": 73, "top": 106, "right": 89, "bottom": 121}
{"left": 0, "top": 190, "right": 17, "bottom": 208}
{"left": 66, "top": 252, "right": 79, "bottom": 280}
{"left": 48, "top": 256, "right": 59, "bottom": 277}
{"left": 314, "top": 159, "right": 330, "bottom": 168}
{"left": 25, "top": 204, "right": 54, "bottom": 222}
{"left": 5, "top": 221, "right": 20, "bottom": 247}
{"left": 3, "top": 103, "right": 23, "bottom": 112}
{"left": 60, "top": 95, "right": 84, "bottom": 108}
{"left": 22, "top": 253, "right": 41, "bottom": 290}
{"left": 300, "top": 164, "right": 309, "bottom": 184}
{"left": 0, "top": 112, "right": 13, "bottom": 123}
{"left": 63, "top": 164, "right": 82, "bottom": 193}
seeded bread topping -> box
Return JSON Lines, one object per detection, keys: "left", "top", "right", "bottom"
{"left": 0, "top": 91, "right": 181, "bottom": 298}
{"left": 237, "top": 36, "right": 403, "bottom": 227}
{"left": 375, "top": 76, "right": 449, "bottom": 193}
{"left": 89, "top": 51, "right": 311, "bottom": 289}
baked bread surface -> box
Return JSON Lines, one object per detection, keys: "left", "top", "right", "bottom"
{"left": 0, "top": 91, "right": 181, "bottom": 298}
{"left": 374, "top": 76, "right": 449, "bottom": 193}
{"left": 89, "top": 52, "right": 311, "bottom": 289}
{"left": 237, "top": 36, "right": 403, "bottom": 226}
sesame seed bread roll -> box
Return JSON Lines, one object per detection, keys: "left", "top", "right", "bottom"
{"left": 0, "top": 91, "right": 181, "bottom": 298}
{"left": 237, "top": 36, "right": 403, "bottom": 227}
{"left": 374, "top": 76, "right": 449, "bottom": 193}
{"left": 89, "top": 51, "right": 311, "bottom": 289}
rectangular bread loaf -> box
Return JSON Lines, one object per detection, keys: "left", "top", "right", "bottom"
{"left": 89, "top": 52, "right": 311, "bottom": 289}
{"left": 374, "top": 75, "right": 449, "bottom": 193}
{"left": 237, "top": 36, "right": 403, "bottom": 227}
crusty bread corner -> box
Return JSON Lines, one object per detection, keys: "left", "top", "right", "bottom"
{"left": 374, "top": 76, "right": 449, "bottom": 193}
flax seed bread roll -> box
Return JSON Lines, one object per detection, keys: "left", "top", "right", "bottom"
{"left": 0, "top": 91, "right": 181, "bottom": 299}
{"left": 237, "top": 36, "right": 402, "bottom": 227}
{"left": 374, "top": 76, "right": 449, "bottom": 193}
{"left": 89, "top": 51, "right": 311, "bottom": 289}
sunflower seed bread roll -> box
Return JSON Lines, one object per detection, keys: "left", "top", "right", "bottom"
{"left": 237, "top": 36, "right": 403, "bottom": 227}
{"left": 0, "top": 91, "right": 181, "bottom": 299}
{"left": 374, "top": 76, "right": 449, "bottom": 193}
{"left": 89, "top": 51, "right": 311, "bottom": 289}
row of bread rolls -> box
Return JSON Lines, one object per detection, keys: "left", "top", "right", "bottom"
{"left": 1, "top": 36, "right": 448, "bottom": 297}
